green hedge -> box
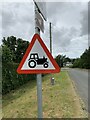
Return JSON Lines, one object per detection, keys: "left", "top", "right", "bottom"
{"left": 2, "top": 63, "right": 36, "bottom": 94}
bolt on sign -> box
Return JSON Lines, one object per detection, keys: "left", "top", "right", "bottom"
{"left": 17, "top": 34, "right": 60, "bottom": 74}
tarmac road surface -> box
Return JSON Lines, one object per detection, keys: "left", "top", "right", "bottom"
{"left": 68, "top": 68, "right": 88, "bottom": 111}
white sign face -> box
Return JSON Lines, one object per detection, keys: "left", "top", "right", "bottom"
{"left": 33, "top": 0, "right": 47, "bottom": 21}
{"left": 21, "top": 39, "right": 55, "bottom": 70}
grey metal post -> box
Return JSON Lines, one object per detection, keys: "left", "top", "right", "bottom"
{"left": 35, "top": 5, "right": 43, "bottom": 118}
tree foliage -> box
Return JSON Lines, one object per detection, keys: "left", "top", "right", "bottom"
{"left": 2, "top": 63, "right": 36, "bottom": 94}
{"left": 2, "top": 45, "right": 13, "bottom": 63}
{"left": 0, "top": 46, "right": 2, "bottom": 63}
{"left": 15, "top": 38, "right": 29, "bottom": 63}
{"left": 2, "top": 36, "right": 35, "bottom": 94}
{"left": 73, "top": 47, "right": 90, "bottom": 69}
{"left": 55, "top": 54, "right": 71, "bottom": 67}
{"left": 2, "top": 36, "right": 29, "bottom": 63}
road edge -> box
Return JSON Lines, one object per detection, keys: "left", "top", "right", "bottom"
{"left": 67, "top": 71, "right": 88, "bottom": 118}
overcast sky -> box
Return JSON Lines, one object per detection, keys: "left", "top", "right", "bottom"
{"left": 0, "top": 1, "right": 88, "bottom": 58}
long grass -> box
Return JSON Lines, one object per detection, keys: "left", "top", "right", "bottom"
{"left": 2, "top": 71, "right": 86, "bottom": 118}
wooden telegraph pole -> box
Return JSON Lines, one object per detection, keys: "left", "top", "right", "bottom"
{"left": 50, "top": 22, "right": 52, "bottom": 54}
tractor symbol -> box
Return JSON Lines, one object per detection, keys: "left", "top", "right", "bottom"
{"left": 28, "top": 53, "right": 49, "bottom": 68}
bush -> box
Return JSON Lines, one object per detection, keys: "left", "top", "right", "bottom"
{"left": 2, "top": 63, "right": 36, "bottom": 94}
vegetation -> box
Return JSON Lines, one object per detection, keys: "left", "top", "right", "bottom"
{"left": 1, "top": 36, "right": 88, "bottom": 118}
{"left": 2, "top": 63, "right": 36, "bottom": 94}
{"left": 2, "top": 45, "right": 13, "bottom": 63}
{"left": 55, "top": 47, "right": 90, "bottom": 69}
{"left": 72, "top": 47, "right": 90, "bottom": 69}
{"left": 2, "top": 36, "right": 29, "bottom": 63}
{"left": 2, "top": 71, "right": 86, "bottom": 118}
{"left": 1, "top": 35, "right": 90, "bottom": 95}
{"left": 55, "top": 54, "right": 71, "bottom": 67}
{"left": 2, "top": 36, "right": 35, "bottom": 94}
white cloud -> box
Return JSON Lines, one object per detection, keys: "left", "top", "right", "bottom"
{"left": 2, "top": 2, "right": 35, "bottom": 41}
{"left": 64, "top": 35, "right": 88, "bottom": 58}
{"left": 47, "top": 2, "right": 87, "bottom": 29}
{"left": 80, "top": 7, "right": 88, "bottom": 35}
{"left": 0, "top": 2, "right": 88, "bottom": 58}
{"left": 0, "top": 3, "right": 2, "bottom": 45}
{"left": 0, "top": 0, "right": 89, "bottom": 2}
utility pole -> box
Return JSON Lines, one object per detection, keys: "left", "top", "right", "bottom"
{"left": 35, "top": 5, "right": 43, "bottom": 118}
{"left": 49, "top": 22, "right": 55, "bottom": 85}
{"left": 50, "top": 22, "right": 52, "bottom": 54}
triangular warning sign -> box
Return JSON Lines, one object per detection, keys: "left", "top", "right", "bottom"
{"left": 17, "top": 34, "right": 60, "bottom": 74}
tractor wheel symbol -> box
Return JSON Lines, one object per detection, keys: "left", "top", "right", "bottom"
{"left": 28, "top": 60, "right": 36, "bottom": 68}
{"left": 43, "top": 62, "right": 48, "bottom": 68}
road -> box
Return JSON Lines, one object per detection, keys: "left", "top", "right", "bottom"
{"left": 68, "top": 68, "right": 88, "bottom": 111}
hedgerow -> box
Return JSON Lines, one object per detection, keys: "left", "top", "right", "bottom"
{"left": 2, "top": 63, "right": 36, "bottom": 94}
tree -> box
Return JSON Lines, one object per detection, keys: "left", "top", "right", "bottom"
{"left": 55, "top": 54, "right": 66, "bottom": 67}
{"left": 71, "top": 58, "right": 76, "bottom": 64}
{"left": 0, "top": 46, "right": 1, "bottom": 63}
{"left": 2, "top": 36, "right": 17, "bottom": 53}
{"left": 55, "top": 54, "right": 60, "bottom": 67}
{"left": 72, "top": 47, "right": 90, "bottom": 69}
{"left": 2, "top": 36, "right": 29, "bottom": 63}
{"left": 80, "top": 47, "right": 90, "bottom": 68}
{"left": 15, "top": 38, "right": 29, "bottom": 63}
{"left": 2, "top": 45, "right": 13, "bottom": 63}
{"left": 64, "top": 57, "right": 71, "bottom": 63}
{"left": 2, "top": 36, "right": 17, "bottom": 62}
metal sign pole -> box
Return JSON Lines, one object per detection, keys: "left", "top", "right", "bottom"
{"left": 35, "top": 5, "right": 43, "bottom": 119}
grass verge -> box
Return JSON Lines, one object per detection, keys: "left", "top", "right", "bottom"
{"left": 2, "top": 71, "right": 86, "bottom": 118}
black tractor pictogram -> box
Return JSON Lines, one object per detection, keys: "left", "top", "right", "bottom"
{"left": 28, "top": 53, "right": 49, "bottom": 68}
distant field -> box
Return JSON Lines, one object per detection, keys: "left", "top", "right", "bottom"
{"left": 2, "top": 71, "right": 87, "bottom": 118}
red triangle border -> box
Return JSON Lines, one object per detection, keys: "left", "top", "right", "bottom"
{"left": 17, "top": 34, "right": 60, "bottom": 74}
